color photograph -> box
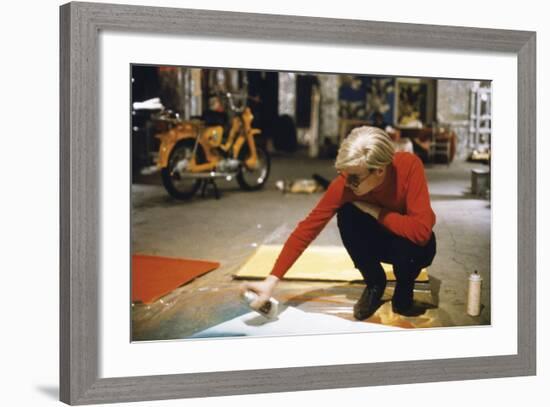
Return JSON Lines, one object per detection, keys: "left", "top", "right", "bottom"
{"left": 130, "top": 65, "right": 491, "bottom": 341}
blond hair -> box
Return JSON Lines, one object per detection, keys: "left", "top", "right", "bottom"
{"left": 335, "top": 126, "right": 395, "bottom": 172}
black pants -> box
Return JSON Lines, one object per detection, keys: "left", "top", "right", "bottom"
{"left": 337, "top": 203, "right": 436, "bottom": 309}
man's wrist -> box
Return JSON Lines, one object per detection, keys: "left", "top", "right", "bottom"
{"left": 266, "top": 275, "right": 280, "bottom": 285}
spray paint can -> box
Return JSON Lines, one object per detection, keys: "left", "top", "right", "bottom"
{"left": 467, "top": 270, "right": 483, "bottom": 316}
{"left": 241, "top": 290, "right": 279, "bottom": 319}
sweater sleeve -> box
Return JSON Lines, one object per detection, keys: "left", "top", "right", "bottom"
{"left": 270, "top": 175, "right": 348, "bottom": 278}
{"left": 377, "top": 156, "right": 436, "bottom": 245}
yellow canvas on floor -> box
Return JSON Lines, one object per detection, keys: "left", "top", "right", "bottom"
{"left": 233, "top": 244, "right": 429, "bottom": 282}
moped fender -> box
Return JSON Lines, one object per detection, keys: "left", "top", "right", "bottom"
{"left": 156, "top": 131, "right": 195, "bottom": 169}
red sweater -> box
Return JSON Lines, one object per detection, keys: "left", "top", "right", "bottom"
{"left": 270, "top": 152, "right": 436, "bottom": 279}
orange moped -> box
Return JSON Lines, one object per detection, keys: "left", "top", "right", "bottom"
{"left": 154, "top": 93, "right": 270, "bottom": 199}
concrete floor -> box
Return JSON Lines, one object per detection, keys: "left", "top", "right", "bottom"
{"left": 131, "top": 150, "right": 491, "bottom": 341}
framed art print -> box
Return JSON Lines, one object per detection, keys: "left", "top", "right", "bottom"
{"left": 60, "top": 2, "right": 536, "bottom": 405}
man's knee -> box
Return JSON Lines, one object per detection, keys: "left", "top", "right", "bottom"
{"left": 336, "top": 203, "right": 358, "bottom": 229}
{"left": 337, "top": 202, "right": 357, "bottom": 218}
{"left": 337, "top": 203, "right": 379, "bottom": 226}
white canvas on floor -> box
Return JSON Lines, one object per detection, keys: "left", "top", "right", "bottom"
{"left": 190, "top": 306, "right": 402, "bottom": 338}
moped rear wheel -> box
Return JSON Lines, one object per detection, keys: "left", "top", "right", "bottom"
{"left": 161, "top": 140, "right": 204, "bottom": 199}
{"left": 236, "top": 144, "right": 270, "bottom": 191}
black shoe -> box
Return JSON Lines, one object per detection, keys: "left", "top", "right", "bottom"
{"left": 391, "top": 302, "right": 426, "bottom": 317}
{"left": 354, "top": 285, "right": 384, "bottom": 320}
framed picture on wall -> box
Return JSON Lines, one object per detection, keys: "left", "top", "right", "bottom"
{"left": 60, "top": 2, "right": 536, "bottom": 405}
{"left": 394, "top": 78, "right": 436, "bottom": 128}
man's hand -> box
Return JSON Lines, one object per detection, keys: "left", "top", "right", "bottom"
{"left": 239, "top": 275, "right": 280, "bottom": 309}
{"left": 352, "top": 201, "right": 382, "bottom": 219}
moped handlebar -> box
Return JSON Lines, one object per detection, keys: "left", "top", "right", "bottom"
{"left": 151, "top": 109, "right": 183, "bottom": 125}
{"left": 224, "top": 92, "right": 247, "bottom": 114}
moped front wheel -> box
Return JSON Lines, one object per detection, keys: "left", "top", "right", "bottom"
{"left": 161, "top": 140, "right": 203, "bottom": 199}
{"left": 236, "top": 145, "right": 270, "bottom": 191}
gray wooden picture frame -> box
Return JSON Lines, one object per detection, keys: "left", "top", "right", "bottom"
{"left": 60, "top": 2, "right": 536, "bottom": 405}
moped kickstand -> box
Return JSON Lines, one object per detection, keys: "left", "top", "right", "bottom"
{"left": 200, "top": 178, "right": 221, "bottom": 200}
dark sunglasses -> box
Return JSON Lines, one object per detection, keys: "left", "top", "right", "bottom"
{"left": 344, "top": 171, "right": 372, "bottom": 188}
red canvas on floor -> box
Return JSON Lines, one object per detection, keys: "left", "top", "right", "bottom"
{"left": 132, "top": 254, "right": 220, "bottom": 304}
